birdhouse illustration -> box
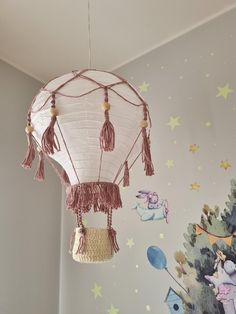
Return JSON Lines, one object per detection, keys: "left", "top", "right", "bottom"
{"left": 165, "top": 287, "right": 184, "bottom": 314}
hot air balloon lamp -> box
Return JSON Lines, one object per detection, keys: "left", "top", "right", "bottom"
{"left": 22, "top": 70, "right": 154, "bottom": 263}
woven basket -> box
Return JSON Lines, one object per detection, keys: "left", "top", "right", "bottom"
{"left": 72, "top": 227, "right": 114, "bottom": 263}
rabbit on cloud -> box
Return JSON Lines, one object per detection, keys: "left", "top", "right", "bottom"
{"left": 133, "top": 190, "right": 169, "bottom": 223}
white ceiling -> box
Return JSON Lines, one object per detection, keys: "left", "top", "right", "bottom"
{"left": 1, "top": 0, "right": 236, "bottom": 82}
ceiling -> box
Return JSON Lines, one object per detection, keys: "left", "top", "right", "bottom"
{"left": 1, "top": 0, "right": 236, "bottom": 82}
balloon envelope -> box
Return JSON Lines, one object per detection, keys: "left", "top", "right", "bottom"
{"left": 31, "top": 70, "right": 144, "bottom": 185}
{"left": 147, "top": 246, "right": 167, "bottom": 270}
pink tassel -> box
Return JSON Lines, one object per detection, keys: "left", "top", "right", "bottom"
{"left": 61, "top": 169, "right": 70, "bottom": 186}
{"left": 141, "top": 128, "right": 154, "bottom": 176}
{"left": 34, "top": 150, "right": 45, "bottom": 181}
{"left": 42, "top": 115, "right": 59, "bottom": 155}
{"left": 76, "top": 227, "right": 86, "bottom": 254}
{"left": 42, "top": 94, "right": 59, "bottom": 155}
{"left": 123, "top": 161, "right": 130, "bottom": 187}
{"left": 21, "top": 132, "right": 35, "bottom": 169}
{"left": 100, "top": 110, "right": 115, "bottom": 151}
{"left": 108, "top": 228, "right": 119, "bottom": 253}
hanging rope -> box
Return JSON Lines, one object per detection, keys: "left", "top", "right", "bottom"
{"left": 87, "top": 0, "right": 92, "bottom": 68}
{"left": 76, "top": 210, "right": 86, "bottom": 254}
{"left": 107, "top": 209, "right": 119, "bottom": 253}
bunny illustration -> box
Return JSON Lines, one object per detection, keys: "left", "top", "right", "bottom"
{"left": 136, "top": 190, "right": 159, "bottom": 209}
{"left": 205, "top": 253, "right": 236, "bottom": 314}
{"left": 133, "top": 190, "right": 169, "bottom": 223}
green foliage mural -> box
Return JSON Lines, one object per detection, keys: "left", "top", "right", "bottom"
{"left": 175, "top": 180, "right": 236, "bottom": 313}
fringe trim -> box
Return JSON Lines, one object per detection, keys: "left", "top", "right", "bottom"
{"left": 21, "top": 133, "right": 35, "bottom": 169}
{"left": 123, "top": 161, "right": 130, "bottom": 187}
{"left": 141, "top": 128, "right": 154, "bottom": 176}
{"left": 66, "top": 182, "right": 122, "bottom": 213}
{"left": 100, "top": 110, "right": 115, "bottom": 151}
{"left": 108, "top": 228, "right": 119, "bottom": 253}
{"left": 34, "top": 151, "right": 45, "bottom": 181}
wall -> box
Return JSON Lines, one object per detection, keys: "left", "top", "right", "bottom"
{"left": 0, "top": 60, "right": 61, "bottom": 314}
{"left": 59, "top": 8, "right": 236, "bottom": 314}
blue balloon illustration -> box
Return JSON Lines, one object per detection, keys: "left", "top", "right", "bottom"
{"left": 147, "top": 246, "right": 167, "bottom": 270}
{"left": 147, "top": 246, "right": 189, "bottom": 295}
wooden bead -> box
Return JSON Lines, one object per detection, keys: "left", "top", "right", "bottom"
{"left": 37, "top": 146, "right": 42, "bottom": 152}
{"left": 25, "top": 125, "right": 34, "bottom": 134}
{"left": 50, "top": 107, "right": 59, "bottom": 117}
{"left": 139, "top": 120, "right": 148, "bottom": 128}
{"left": 101, "top": 102, "right": 111, "bottom": 111}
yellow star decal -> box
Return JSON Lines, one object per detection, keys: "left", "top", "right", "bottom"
{"left": 216, "top": 84, "right": 234, "bottom": 100}
{"left": 126, "top": 238, "right": 135, "bottom": 248}
{"left": 139, "top": 81, "right": 150, "bottom": 93}
{"left": 190, "top": 182, "right": 200, "bottom": 191}
{"left": 167, "top": 116, "right": 181, "bottom": 130}
{"left": 159, "top": 233, "right": 164, "bottom": 239}
{"left": 189, "top": 144, "right": 199, "bottom": 153}
{"left": 107, "top": 304, "right": 119, "bottom": 314}
{"left": 220, "top": 160, "right": 231, "bottom": 170}
{"left": 165, "top": 159, "right": 174, "bottom": 169}
{"left": 91, "top": 283, "right": 102, "bottom": 299}
{"left": 205, "top": 121, "right": 212, "bottom": 127}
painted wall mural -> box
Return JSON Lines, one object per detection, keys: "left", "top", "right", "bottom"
{"left": 165, "top": 288, "right": 184, "bottom": 314}
{"left": 174, "top": 180, "right": 236, "bottom": 313}
{"left": 60, "top": 9, "right": 236, "bottom": 314}
{"left": 133, "top": 190, "right": 169, "bottom": 222}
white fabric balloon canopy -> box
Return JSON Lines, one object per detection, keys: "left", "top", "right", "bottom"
{"left": 22, "top": 69, "right": 154, "bottom": 263}
{"left": 29, "top": 69, "right": 152, "bottom": 185}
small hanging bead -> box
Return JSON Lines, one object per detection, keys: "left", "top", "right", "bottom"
{"left": 101, "top": 102, "right": 111, "bottom": 111}
{"left": 139, "top": 119, "right": 148, "bottom": 128}
{"left": 25, "top": 125, "right": 34, "bottom": 134}
{"left": 50, "top": 107, "right": 59, "bottom": 117}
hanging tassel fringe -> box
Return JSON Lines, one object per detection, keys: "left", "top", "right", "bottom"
{"left": 34, "top": 150, "right": 45, "bottom": 181}
{"left": 61, "top": 169, "right": 70, "bottom": 186}
{"left": 66, "top": 182, "right": 122, "bottom": 214}
{"left": 100, "top": 110, "right": 115, "bottom": 151}
{"left": 123, "top": 161, "right": 130, "bottom": 187}
{"left": 42, "top": 115, "right": 59, "bottom": 155}
{"left": 42, "top": 94, "right": 59, "bottom": 155}
{"left": 76, "top": 227, "right": 86, "bottom": 254}
{"left": 141, "top": 127, "right": 154, "bottom": 176}
{"left": 108, "top": 228, "right": 119, "bottom": 253}
{"left": 21, "top": 130, "right": 35, "bottom": 169}
{"left": 69, "top": 230, "right": 75, "bottom": 254}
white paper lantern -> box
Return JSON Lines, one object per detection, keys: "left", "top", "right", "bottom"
{"left": 22, "top": 69, "right": 154, "bottom": 263}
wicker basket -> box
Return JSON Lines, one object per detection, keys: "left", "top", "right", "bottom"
{"left": 72, "top": 227, "right": 114, "bottom": 263}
